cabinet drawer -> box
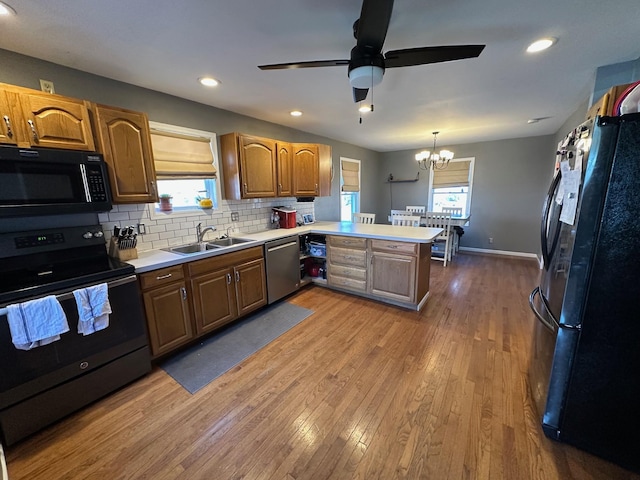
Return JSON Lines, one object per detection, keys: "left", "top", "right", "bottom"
{"left": 328, "top": 274, "right": 367, "bottom": 292}
{"left": 328, "top": 264, "right": 366, "bottom": 281}
{"left": 139, "top": 265, "right": 185, "bottom": 290}
{"left": 328, "top": 246, "right": 367, "bottom": 268}
{"left": 370, "top": 239, "right": 418, "bottom": 255}
{"left": 328, "top": 235, "right": 367, "bottom": 249}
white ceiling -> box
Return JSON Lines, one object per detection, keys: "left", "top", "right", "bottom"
{"left": 1, "top": 0, "right": 639, "bottom": 152}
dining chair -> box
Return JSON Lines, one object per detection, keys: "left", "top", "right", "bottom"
{"left": 441, "top": 207, "right": 463, "bottom": 253}
{"left": 352, "top": 212, "right": 376, "bottom": 224}
{"left": 405, "top": 205, "right": 426, "bottom": 214}
{"left": 391, "top": 215, "right": 421, "bottom": 227}
{"left": 390, "top": 209, "right": 410, "bottom": 216}
{"left": 424, "top": 212, "right": 453, "bottom": 266}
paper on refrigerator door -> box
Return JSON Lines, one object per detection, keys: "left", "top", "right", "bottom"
{"left": 559, "top": 168, "right": 581, "bottom": 225}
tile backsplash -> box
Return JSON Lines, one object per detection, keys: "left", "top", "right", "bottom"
{"left": 98, "top": 198, "right": 315, "bottom": 252}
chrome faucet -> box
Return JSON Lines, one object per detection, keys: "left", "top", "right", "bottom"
{"left": 196, "top": 223, "right": 217, "bottom": 243}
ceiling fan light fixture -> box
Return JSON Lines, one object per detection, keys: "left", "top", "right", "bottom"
{"left": 358, "top": 105, "right": 371, "bottom": 113}
{"left": 349, "top": 65, "right": 383, "bottom": 89}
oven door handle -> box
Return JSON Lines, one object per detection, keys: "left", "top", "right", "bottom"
{"left": 0, "top": 275, "right": 138, "bottom": 314}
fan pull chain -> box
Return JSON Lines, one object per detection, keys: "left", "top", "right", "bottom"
{"left": 370, "top": 65, "right": 375, "bottom": 112}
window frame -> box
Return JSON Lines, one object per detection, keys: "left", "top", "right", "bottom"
{"left": 147, "top": 121, "right": 220, "bottom": 218}
{"left": 340, "top": 157, "right": 361, "bottom": 222}
{"left": 427, "top": 156, "right": 475, "bottom": 216}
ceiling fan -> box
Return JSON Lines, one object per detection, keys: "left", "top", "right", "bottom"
{"left": 258, "top": 0, "right": 485, "bottom": 103}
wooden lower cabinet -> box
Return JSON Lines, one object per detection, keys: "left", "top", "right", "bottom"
{"left": 324, "top": 235, "right": 431, "bottom": 310}
{"left": 140, "top": 246, "right": 267, "bottom": 358}
{"left": 140, "top": 265, "right": 193, "bottom": 357}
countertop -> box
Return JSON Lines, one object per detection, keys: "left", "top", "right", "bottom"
{"left": 127, "top": 221, "right": 442, "bottom": 273}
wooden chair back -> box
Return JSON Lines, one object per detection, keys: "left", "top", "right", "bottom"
{"left": 352, "top": 212, "right": 376, "bottom": 224}
{"left": 391, "top": 215, "right": 421, "bottom": 227}
{"left": 405, "top": 205, "right": 426, "bottom": 214}
{"left": 442, "top": 207, "right": 463, "bottom": 217}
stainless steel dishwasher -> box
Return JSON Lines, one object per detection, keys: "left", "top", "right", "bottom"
{"left": 265, "top": 235, "right": 300, "bottom": 304}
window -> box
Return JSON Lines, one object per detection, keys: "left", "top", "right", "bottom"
{"left": 149, "top": 122, "right": 219, "bottom": 214}
{"left": 428, "top": 157, "right": 474, "bottom": 215}
{"left": 340, "top": 158, "right": 361, "bottom": 222}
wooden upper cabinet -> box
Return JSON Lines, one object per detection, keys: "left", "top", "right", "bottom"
{"left": 0, "top": 89, "right": 19, "bottom": 145}
{"left": 318, "top": 144, "right": 332, "bottom": 197}
{"left": 91, "top": 104, "right": 158, "bottom": 203}
{"left": 292, "top": 143, "right": 320, "bottom": 196}
{"left": 220, "top": 132, "right": 277, "bottom": 199}
{"left": 276, "top": 142, "right": 293, "bottom": 197}
{"left": 18, "top": 91, "right": 95, "bottom": 151}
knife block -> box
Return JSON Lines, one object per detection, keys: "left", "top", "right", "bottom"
{"left": 108, "top": 237, "right": 138, "bottom": 261}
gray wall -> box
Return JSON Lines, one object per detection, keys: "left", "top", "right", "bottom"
{"left": 0, "top": 48, "right": 591, "bottom": 254}
{"left": 380, "top": 135, "right": 556, "bottom": 254}
{"left": 0, "top": 48, "right": 382, "bottom": 223}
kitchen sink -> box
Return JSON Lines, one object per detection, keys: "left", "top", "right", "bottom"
{"left": 164, "top": 237, "right": 253, "bottom": 255}
{"left": 207, "top": 237, "right": 252, "bottom": 247}
{"left": 165, "top": 243, "right": 214, "bottom": 255}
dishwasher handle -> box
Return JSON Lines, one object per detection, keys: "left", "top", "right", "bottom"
{"left": 266, "top": 241, "right": 298, "bottom": 253}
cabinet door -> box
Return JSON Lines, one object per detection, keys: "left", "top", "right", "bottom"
{"left": 276, "top": 142, "right": 293, "bottom": 197}
{"left": 0, "top": 90, "right": 19, "bottom": 145}
{"left": 19, "top": 93, "right": 95, "bottom": 151}
{"left": 292, "top": 143, "right": 320, "bottom": 196}
{"left": 190, "top": 267, "right": 237, "bottom": 334}
{"left": 369, "top": 252, "right": 417, "bottom": 303}
{"left": 239, "top": 135, "right": 277, "bottom": 198}
{"left": 234, "top": 258, "right": 267, "bottom": 316}
{"left": 93, "top": 105, "right": 158, "bottom": 203}
{"left": 143, "top": 281, "right": 193, "bottom": 357}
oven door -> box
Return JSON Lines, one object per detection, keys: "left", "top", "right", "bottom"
{"left": 0, "top": 274, "right": 149, "bottom": 410}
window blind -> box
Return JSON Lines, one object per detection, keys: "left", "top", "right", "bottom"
{"left": 341, "top": 159, "right": 360, "bottom": 192}
{"left": 150, "top": 129, "right": 216, "bottom": 179}
{"left": 433, "top": 160, "right": 471, "bottom": 188}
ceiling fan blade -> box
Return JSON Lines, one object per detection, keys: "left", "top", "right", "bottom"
{"left": 352, "top": 87, "right": 369, "bottom": 103}
{"left": 384, "top": 45, "right": 485, "bottom": 68}
{"left": 356, "top": 0, "right": 394, "bottom": 53}
{"left": 258, "top": 59, "right": 349, "bottom": 70}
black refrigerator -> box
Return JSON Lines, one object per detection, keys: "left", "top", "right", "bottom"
{"left": 529, "top": 112, "right": 640, "bottom": 473}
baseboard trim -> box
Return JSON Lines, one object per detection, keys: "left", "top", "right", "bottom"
{"left": 459, "top": 246, "right": 538, "bottom": 259}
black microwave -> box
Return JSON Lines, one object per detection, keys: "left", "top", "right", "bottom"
{"left": 0, "top": 146, "right": 112, "bottom": 217}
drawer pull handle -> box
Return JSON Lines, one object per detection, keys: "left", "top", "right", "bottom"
{"left": 156, "top": 273, "right": 173, "bottom": 280}
{"left": 27, "top": 119, "right": 39, "bottom": 142}
{"left": 227, "top": 273, "right": 232, "bottom": 284}
{"left": 181, "top": 287, "right": 187, "bottom": 300}
{"left": 235, "top": 271, "right": 240, "bottom": 282}
{"left": 3, "top": 115, "right": 12, "bottom": 137}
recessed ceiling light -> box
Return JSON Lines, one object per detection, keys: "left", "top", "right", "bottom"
{"left": 358, "top": 105, "right": 372, "bottom": 113}
{"left": 290, "top": 110, "right": 302, "bottom": 117}
{"left": 0, "top": 2, "right": 16, "bottom": 15}
{"left": 198, "top": 77, "right": 220, "bottom": 87}
{"left": 526, "top": 37, "right": 557, "bottom": 53}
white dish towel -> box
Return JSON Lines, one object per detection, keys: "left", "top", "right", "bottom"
{"left": 73, "top": 283, "right": 112, "bottom": 335}
{"left": 6, "top": 295, "right": 70, "bottom": 350}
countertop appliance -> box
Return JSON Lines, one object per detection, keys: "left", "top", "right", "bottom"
{"left": 528, "top": 113, "right": 640, "bottom": 472}
{"left": 0, "top": 145, "right": 112, "bottom": 217}
{"left": 0, "top": 224, "right": 150, "bottom": 445}
{"left": 264, "top": 235, "right": 300, "bottom": 304}
{"left": 273, "top": 207, "right": 297, "bottom": 229}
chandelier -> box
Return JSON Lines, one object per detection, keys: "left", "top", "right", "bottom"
{"left": 415, "top": 131, "right": 454, "bottom": 170}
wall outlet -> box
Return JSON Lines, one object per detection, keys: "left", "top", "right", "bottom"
{"left": 137, "top": 223, "right": 146, "bottom": 235}
{"left": 230, "top": 211, "right": 239, "bottom": 221}
{"left": 489, "top": 237, "right": 494, "bottom": 244}
{"left": 39, "top": 79, "right": 55, "bottom": 94}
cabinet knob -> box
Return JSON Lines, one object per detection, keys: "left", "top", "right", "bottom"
{"left": 2, "top": 115, "right": 12, "bottom": 138}
{"left": 27, "top": 119, "right": 39, "bottom": 142}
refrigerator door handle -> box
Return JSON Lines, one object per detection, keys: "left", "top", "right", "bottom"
{"left": 541, "top": 172, "right": 562, "bottom": 270}
{"left": 529, "top": 286, "right": 559, "bottom": 333}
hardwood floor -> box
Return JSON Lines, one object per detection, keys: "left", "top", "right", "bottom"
{"left": 6, "top": 254, "right": 638, "bottom": 479}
